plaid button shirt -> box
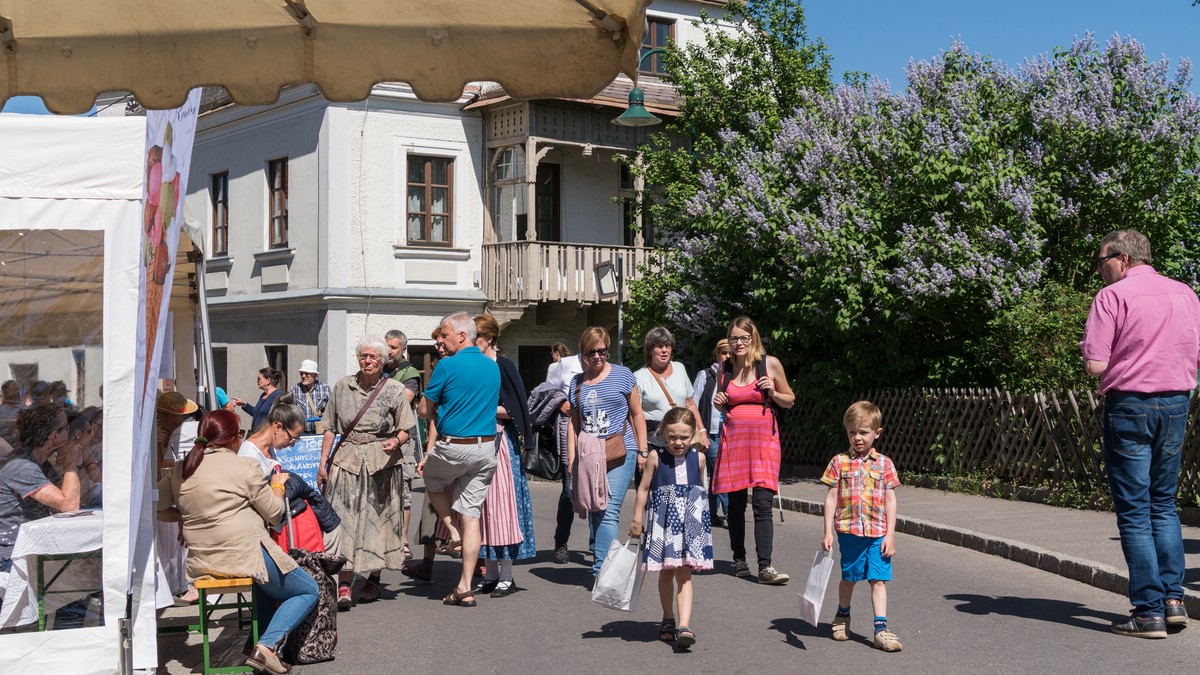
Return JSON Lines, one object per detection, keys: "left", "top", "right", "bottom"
{"left": 290, "top": 381, "right": 332, "bottom": 433}
{"left": 820, "top": 448, "right": 900, "bottom": 537}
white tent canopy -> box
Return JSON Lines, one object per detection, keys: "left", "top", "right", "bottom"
{"left": 0, "top": 0, "right": 652, "bottom": 113}
{"left": 0, "top": 113, "right": 150, "bottom": 674}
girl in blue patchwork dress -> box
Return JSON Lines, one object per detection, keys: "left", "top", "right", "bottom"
{"left": 629, "top": 407, "right": 713, "bottom": 649}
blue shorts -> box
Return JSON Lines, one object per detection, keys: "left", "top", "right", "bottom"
{"left": 837, "top": 533, "right": 892, "bottom": 582}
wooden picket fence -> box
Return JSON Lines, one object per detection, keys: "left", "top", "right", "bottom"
{"left": 778, "top": 388, "right": 1200, "bottom": 504}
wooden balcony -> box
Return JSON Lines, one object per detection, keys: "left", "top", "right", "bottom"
{"left": 481, "top": 241, "right": 654, "bottom": 307}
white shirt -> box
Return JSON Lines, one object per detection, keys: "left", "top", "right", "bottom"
{"left": 634, "top": 361, "right": 694, "bottom": 424}
{"left": 548, "top": 354, "right": 584, "bottom": 397}
{"left": 237, "top": 439, "right": 280, "bottom": 477}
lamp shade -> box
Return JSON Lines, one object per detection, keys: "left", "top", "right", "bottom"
{"left": 612, "top": 86, "right": 661, "bottom": 127}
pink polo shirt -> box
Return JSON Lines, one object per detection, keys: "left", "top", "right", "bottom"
{"left": 1080, "top": 265, "right": 1200, "bottom": 394}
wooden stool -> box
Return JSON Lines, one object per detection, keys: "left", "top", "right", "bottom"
{"left": 193, "top": 577, "right": 259, "bottom": 675}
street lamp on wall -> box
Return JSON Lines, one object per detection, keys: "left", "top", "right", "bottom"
{"left": 593, "top": 258, "right": 625, "bottom": 364}
{"left": 612, "top": 48, "right": 667, "bottom": 127}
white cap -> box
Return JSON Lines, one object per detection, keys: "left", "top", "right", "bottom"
{"left": 298, "top": 359, "right": 319, "bottom": 375}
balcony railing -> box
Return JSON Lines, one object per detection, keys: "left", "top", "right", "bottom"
{"left": 481, "top": 241, "right": 654, "bottom": 306}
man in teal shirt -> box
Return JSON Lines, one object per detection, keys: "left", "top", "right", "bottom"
{"left": 418, "top": 311, "right": 500, "bottom": 607}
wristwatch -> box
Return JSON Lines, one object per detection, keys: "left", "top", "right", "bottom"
{"left": 637, "top": 449, "right": 650, "bottom": 458}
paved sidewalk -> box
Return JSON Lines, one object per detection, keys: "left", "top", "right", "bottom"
{"left": 774, "top": 477, "right": 1200, "bottom": 618}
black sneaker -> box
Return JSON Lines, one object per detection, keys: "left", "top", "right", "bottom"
{"left": 1111, "top": 613, "right": 1167, "bottom": 639}
{"left": 1165, "top": 599, "right": 1189, "bottom": 628}
{"left": 553, "top": 545, "right": 569, "bottom": 564}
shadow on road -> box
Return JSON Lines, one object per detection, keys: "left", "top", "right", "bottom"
{"left": 945, "top": 593, "right": 1122, "bottom": 632}
{"left": 581, "top": 619, "right": 667, "bottom": 644}
{"left": 529, "top": 564, "right": 595, "bottom": 589}
{"left": 769, "top": 616, "right": 835, "bottom": 650}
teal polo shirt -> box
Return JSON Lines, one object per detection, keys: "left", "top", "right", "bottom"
{"left": 424, "top": 345, "right": 500, "bottom": 437}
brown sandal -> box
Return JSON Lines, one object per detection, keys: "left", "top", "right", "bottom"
{"left": 442, "top": 589, "right": 476, "bottom": 607}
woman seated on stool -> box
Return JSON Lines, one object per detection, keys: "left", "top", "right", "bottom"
{"left": 157, "top": 409, "right": 319, "bottom": 675}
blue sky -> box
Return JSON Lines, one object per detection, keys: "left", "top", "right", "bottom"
{"left": 803, "top": 0, "right": 1200, "bottom": 94}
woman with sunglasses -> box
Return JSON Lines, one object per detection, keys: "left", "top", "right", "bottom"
{"left": 240, "top": 394, "right": 342, "bottom": 554}
{"left": 231, "top": 367, "right": 284, "bottom": 433}
{"left": 0, "top": 402, "right": 78, "bottom": 574}
{"left": 711, "top": 316, "right": 796, "bottom": 586}
{"left": 318, "top": 335, "right": 415, "bottom": 610}
{"left": 566, "top": 326, "right": 648, "bottom": 579}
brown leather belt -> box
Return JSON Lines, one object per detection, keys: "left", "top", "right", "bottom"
{"left": 442, "top": 435, "right": 493, "bottom": 445}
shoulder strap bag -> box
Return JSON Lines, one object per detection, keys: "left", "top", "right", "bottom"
{"left": 323, "top": 377, "right": 387, "bottom": 479}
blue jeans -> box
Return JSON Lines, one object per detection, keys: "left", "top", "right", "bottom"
{"left": 588, "top": 448, "right": 637, "bottom": 576}
{"left": 705, "top": 434, "right": 729, "bottom": 516}
{"left": 1102, "top": 391, "right": 1189, "bottom": 616}
{"left": 255, "top": 547, "right": 320, "bottom": 650}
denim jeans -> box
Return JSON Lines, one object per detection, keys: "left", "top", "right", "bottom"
{"left": 588, "top": 448, "right": 637, "bottom": 576}
{"left": 1103, "top": 390, "right": 1189, "bottom": 616}
{"left": 705, "top": 434, "right": 729, "bottom": 517}
{"left": 255, "top": 547, "right": 320, "bottom": 650}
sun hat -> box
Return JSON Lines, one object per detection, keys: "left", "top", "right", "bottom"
{"left": 156, "top": 391, "right": 199, "bottom": 416}
{"left": 298, "top": 359, "right": 319, "bottom": 375}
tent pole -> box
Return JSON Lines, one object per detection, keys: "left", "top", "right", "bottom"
{"left": 192, "top": 252, "right": 218, "bottom": 411}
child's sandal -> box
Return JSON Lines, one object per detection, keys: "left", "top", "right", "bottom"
{"left": 658, "top": 618, "right": 676, "bottom": 642}
{"left": 675, "top": 626, "right": 697, "bottom": 648}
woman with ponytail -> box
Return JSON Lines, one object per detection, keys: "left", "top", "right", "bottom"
{"left": 157, "top": 409, "right": 319, "bottom": 675}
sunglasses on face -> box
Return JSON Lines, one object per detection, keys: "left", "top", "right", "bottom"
{"left": 1096, "top": 252, "right": 1121, "bottom": 266}
{"left": 585, "top": 348, "right": 609, "bottom": 358}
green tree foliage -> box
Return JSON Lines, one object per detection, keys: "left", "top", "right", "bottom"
{"left": 632, "top": 30, "right": 1200, "bottom": 397}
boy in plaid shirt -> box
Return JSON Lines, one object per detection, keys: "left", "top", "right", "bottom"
{"left": 820, "top": 401, "right": 902, "bottom": 652}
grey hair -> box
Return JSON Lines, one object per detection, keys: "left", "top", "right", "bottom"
{"left": 384, "top": 329, "right": 408, "bottom": 350}
{"left": 643, "top": 326, "right": 676, "bottom": 366}
{"left": 356, "top": 334, "right": 388, "bottom": 361}
{"left": 440, "top": 311, "right": 477, "bottom": 343}
{"left": 1099, "top": 229, "right": 1152, "bottom": 264}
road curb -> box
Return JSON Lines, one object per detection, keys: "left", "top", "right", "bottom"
{"left": 777, "top": 496, "right": 1200, "bottom": 620}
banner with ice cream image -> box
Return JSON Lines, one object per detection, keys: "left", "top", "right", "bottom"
{"left": 130, "top": 90, "right": 200, "bottom": 567}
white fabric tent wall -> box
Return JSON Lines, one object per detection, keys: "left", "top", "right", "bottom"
{"left": 0, "top": 113, "right": 150, "bottom": 674}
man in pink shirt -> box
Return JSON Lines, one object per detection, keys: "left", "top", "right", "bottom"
{"left": 1081, "top": 229, "right": 1200, "bottom": 639}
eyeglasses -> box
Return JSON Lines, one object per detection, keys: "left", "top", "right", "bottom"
{"left": 585, "top": 347, "right": 609, "bottom": 358}
{"left": 358, "top": 354, "right": 382, "bottom": 363}
{"left": 1096, "top": 252, "right": 1121, "bottom": 266}
{"left": 728, "top": 335, "right": 752, "bottom": 344}
{"left": 282, "top": 427, "right": 302, "bottom": 445}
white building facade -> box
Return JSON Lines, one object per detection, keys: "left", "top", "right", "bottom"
{"left": 183, "top": 0, "right": 727, "bottom": 398}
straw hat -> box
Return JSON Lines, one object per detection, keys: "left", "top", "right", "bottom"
{"left": 156, "top": 391, "right": 198, "bottom": 416}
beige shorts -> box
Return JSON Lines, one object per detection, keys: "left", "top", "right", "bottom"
{"left": 422, "top": 438, "right": 497, "bottom": 519}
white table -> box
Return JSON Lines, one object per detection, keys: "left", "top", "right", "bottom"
{"left": 0, "top": 510, "right": 102, "bottom": 630}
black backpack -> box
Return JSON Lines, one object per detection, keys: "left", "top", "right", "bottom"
{"left": 719, "top": 355, "right": 779, "bottom": 436}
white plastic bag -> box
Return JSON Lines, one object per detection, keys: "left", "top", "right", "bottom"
{"left": 798, "top": 549, "right": 835, "bottom": 626}
{"left": 591, "top": 538, "right": 646, "bottom": 611}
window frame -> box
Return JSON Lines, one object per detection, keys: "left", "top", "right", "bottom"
{"left": 640, "top": 16, "right": 675, "bottom": 76}
{"left": 406, "top": 154, "right": 454, "bottom": 247}
{"left": 210, "top": 171, "right": 229, "bottom": 256}
{"left": 267, "top": 157, "right": 289, "bottom": 249}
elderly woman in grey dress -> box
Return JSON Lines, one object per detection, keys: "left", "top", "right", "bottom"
{"left": 317, "top": 335, "right": 414, "bottom": 610}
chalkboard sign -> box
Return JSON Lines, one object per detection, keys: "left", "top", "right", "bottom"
{"left": 277, "top": 434, "right": 336, "bottom": 492}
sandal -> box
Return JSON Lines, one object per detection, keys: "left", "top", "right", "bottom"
{"left": 402, "top": 542, "right": 413, "bottom": 559}
{"left": 675, "top": 626, "right": 697, "bottom": 648}
{"left": 442, "top": 589, "right": 477, "bottom": 607}
{"left": 658, "top": 618, "right": 676, "bottom": 642}
{"left": 435, "top": 540, "right": 462, "bottom": 557}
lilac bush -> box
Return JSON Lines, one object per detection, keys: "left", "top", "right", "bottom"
{"left": 635, "top": 33, "right": 1200, "bottom": 389}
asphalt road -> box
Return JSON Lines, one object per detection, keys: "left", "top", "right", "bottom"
{"left": 160, "top": 481, "right": 1200, "bottom": 674}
